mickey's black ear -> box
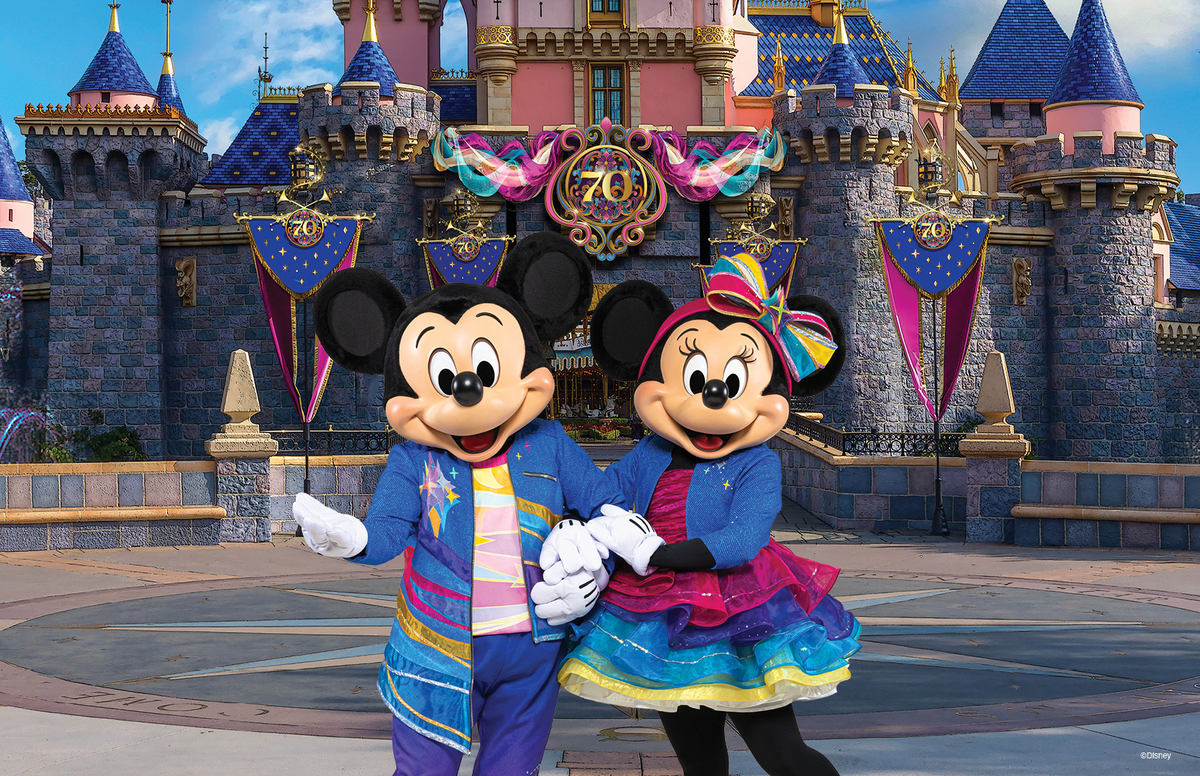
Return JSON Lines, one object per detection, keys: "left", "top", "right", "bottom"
{"left": 314, "top": 268, "right": 406, "bottom": 375}
{"left": 788, "top": 294, "right": 845, "bottom": 397}
{"left": 496, "top": 232, "right": 592, "bottom": 343}
{"left": 591, "top": 280, "right": 675, "bottom": 382}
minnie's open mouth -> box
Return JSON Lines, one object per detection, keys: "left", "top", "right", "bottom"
{"left": 454, "top": 428, "right": 499, "bottom": 454}
{"left": 686, "top": 430, "right": 731, "bottom": 452}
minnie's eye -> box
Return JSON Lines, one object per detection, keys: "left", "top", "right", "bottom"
{"left": 472, "top": 340, "right": 499, "bottom": 388}
{"left": 683, "top": 352, "right": 708, "bottom": 395}
{"left": 723, "top": 358, "right": 747, "bottom": 399}
{"left": 429, "top": 350, "right": 455, "bottom": 397}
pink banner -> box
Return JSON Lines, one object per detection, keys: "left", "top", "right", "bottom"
{"left": 881, "top": 240, "right": 936, "bottom": 419}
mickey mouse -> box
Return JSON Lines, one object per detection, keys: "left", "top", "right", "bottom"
{"left": 291, "top": 232, "right": 625, "bottom": 776}
{"left": 549, "top": 254, "right": 863, "bottom": 776}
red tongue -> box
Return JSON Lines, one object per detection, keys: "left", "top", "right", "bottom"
{"left": 692, "top": 434, "right": 724, "bottom": 452}
{"left": 460, "top": 430, "right": 496, "bottom": 453}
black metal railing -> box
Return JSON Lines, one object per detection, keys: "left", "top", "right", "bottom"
{"left": 271, "top": 429, "right": 400, "bottom": 455}
{"left": 783, "top": 414, "right": 966, "bottom": 457}
{"left": 788, "top": 396, "right": 815, "bottom": 414}
{"left": 842, "top": 431, "right": 967, "bottom": 458}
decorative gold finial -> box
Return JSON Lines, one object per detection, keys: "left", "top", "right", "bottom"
{"left": 108, "top": 2, "right": 121, "bottom": 33}
{"left": 945, "top": 46, "right": 959, "bottom": 103}
{"left": 363, "top": 0, "right": 379, "bottom": 43}
{"left": 772, "top": 39, "right": 786, "bottom": 95}
{"left": 161, "top": 0, "right": 174, "bottom": 76}
{"left": 257, "top": 33, "right": 273, "bottom": 100}
{"left": 937, "top": 57, "right": 947, "bottom": 99}
{"left": 903, "top": 39, "right": 919, "bottom": 93}
{"left": 832, "top": 5, "right": 849, "bottom": 46}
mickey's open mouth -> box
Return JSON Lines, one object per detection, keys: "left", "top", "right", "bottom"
{"left": 685, "top": 430, "right": 731, "bottom": 452}
{"left": 454, "top": 428, "right": 500, "bottom": 454}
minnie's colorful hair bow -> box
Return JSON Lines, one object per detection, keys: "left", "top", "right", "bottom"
{"left": 637, "top": 252, "right": 838, "bottom": 384}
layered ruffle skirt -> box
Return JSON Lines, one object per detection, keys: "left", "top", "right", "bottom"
{"left": 557, "top": 539, "right": 861, "bottom": 712}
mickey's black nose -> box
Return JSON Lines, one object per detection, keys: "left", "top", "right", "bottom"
{"left": 701, "top": 379, "right": 728, "bottom": 409}
{"left": 451, "top": 371, "right": 484, "bottom": 407}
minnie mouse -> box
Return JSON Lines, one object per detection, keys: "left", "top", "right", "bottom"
{"left": 547, "top": 254, "right": 862, "bottom": 776}
{"left": 290, "top": 232, "right": 625, "bottom": 776}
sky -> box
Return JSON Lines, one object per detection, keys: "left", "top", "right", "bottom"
{"left": 0, "top": 0, "right": 1196, "bottom": 189}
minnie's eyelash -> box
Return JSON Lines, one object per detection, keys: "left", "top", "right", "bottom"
{"left": 736, "top": 345, "right": 757, "bottom": 363}
{"left": 679, "top": 337, "right": 702, "bottom": 357}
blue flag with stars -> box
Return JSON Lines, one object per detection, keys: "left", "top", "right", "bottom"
{"left": 877, "top": 220, "right": 988, "bottom": 298}
{"left": 248, "top": 215, "right": 360, "bottom": 298}
{"left": 424, "top": 238, "right": 510, "bottom": 287}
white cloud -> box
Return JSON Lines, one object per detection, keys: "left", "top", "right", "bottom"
{"left": 185, "top": 0, "right": 342, "bottom": 107}
{"left": 201, "top": 117, "right": 241, "bottom": 156}
{"left": 1045, "top": 0, "right": 1200, "bottom": 64}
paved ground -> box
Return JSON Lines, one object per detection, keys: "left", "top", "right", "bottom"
{"left": 1, "top": 498, "right": 1197, "bottom": 775}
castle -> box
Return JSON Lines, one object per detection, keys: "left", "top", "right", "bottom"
{"left": 1, "top": 0, "right": 1196, "bottom": 463}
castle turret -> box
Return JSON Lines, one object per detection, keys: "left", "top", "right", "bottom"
{"left": 773, "top": 45, "right": 916, "bottom": 430}
{"left": 334, "top": 0, "right": 401, "bottom": 102}
{"left": 1005, "top": 0, "right": 1179, "bottom": 459}
{"left": 0, "top": 122, "right": 39, "bottom": 259}
{"left": 156, "top": 0, "right": 186, "bottom": 116}
{"left": 1043, "top": 0, "right": 1142, "bottom": 154}
{"left": 69, "top": 3, "right": 158, "bottom": 109}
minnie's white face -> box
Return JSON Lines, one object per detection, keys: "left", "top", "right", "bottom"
{"left": 634, "top": 319, "right": 789, "bottom": 459}
{"left": 384, "top": 303, "right": 553, "bottom": 462}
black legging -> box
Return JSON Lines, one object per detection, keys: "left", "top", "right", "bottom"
{"left": 658, "top": 704, "right": 840, "bottom": 776}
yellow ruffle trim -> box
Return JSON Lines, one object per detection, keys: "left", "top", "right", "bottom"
{"left": 557, "top": 658, "right": 851, "bottom": 713}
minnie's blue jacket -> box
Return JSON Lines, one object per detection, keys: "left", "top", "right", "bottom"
{"left": 351, "top": 419, "right": 623, "bottom": 751}
{"left": 605, "top": 434, "right": 783, "bottom": 569}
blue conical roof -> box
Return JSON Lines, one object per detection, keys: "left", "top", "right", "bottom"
{"left": 0, "top": 121, "right": 31, "bottom": 203}
{"left": 334, "top": 40, "right": 399, "bottom": 98}
{"left": 70, "top": 30, "right": 157, "bottom": 96}
{"left": 1045, "top": 0, "right": 1141, "bottom": 107}
{"left": 157, "top": 71, "right": 186, "bottom": 115}
{"left": 961, "top": 0, "right": 1070, "bottom": 99}
{"left": 813, "top": 41, "right": 870, "bottom": 99}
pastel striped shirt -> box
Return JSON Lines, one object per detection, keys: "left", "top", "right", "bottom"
{"left": 470, "top": 453, "right": 531, "bottom": 636}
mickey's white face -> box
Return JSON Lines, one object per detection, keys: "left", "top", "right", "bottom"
{"left": 384, "top": 303, "right": 553, "bottom": 462}
{"left": 634, "top": 318, "right": 789, "bottom": 460}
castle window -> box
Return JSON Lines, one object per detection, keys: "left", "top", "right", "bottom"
{"left": 591, "top": 66, "right": 626, "bottom": 125}
{"left": 1030, "top": 102, "right": 1043, "bottom": 119}
{"left": 101, "top": 92, "right": 111, "bottom": 103}
{"left": 1154, "top": 253, "right": 1167, "bottom": 304}
{"left": 7, "top": 209, "right": 11, "bottom": 222}
{"left": 990, "top": 102, "right": 1004, "bottom": 119}
{"left": 588, "top": 0, "right": 623, "bottom": 28}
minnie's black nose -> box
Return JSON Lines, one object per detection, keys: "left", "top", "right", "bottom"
{"left": 701, "top": 379, "right": 728, "bottom": 409}
{"left": 451, "top": 371, "right": 484, "bottom": 406}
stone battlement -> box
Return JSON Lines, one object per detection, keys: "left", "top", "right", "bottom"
{"left": 299, "top": 81, "right": 440, "bottom": 163}
{"left": 772, "top": 85, "right": 913, "bottom": 167}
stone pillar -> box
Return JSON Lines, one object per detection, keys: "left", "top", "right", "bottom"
{"left": 475, "top": 25, "right": 517, "bottom": 126}
{"left": 207, "top": 350, "right": 279, "bottom": 543}
{"left": 692, "top": 26, "right": 736, "bottom": 126}
{"left": 961, "top": 351, "right": 1029, "bottom": 543}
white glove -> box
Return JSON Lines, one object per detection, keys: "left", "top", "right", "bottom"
{"left": 530, "top": 565, "right": 610, "bottom": 626}
{"left": 587, "top": 504, "right": 665, "bottom": 576}
{"left": 539, "top": 516, "right": 608, "bottom": 579}
{"left": 293, "top": 492, "right": 368, "bottom": 559}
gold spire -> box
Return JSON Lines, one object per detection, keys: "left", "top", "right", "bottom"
{"left": 937, "top": 57, "right": 947, "bottom": 99}
{"left": 945, "top": 46, "right": 959, "bottom": 104}
{"left": 161, "top": 0, "right": 174, "bottom": 76}
{"left": 108, "top": 2, "right": 120, "bottom": 33}
{"left": 832, "top": 5, "right": 849, "bottom": 46}
{"left": 903, "top": 39, "right": 919, "bottom": 94}
{"left": 363, "top": 0, "right": 379, "bottom": 43}
{"left": 772, "top": 39, "right": 786, "bottom": 95}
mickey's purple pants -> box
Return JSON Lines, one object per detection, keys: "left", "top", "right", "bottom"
{"left": 391, "top": 632, "right": 564, "bottom": 776}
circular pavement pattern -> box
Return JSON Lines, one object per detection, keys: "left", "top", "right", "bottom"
{"left": 1, "top": 567, "right": 1198, "bottom": 742}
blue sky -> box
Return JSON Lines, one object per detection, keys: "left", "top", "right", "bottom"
{"left": 1, "top": 0, "right": 1196, "bottom": 189}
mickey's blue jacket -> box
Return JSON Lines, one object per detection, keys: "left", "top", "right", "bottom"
{"left": 605, "top": 434, "right": 783, "bottom": 569}
{"left": 351, "top": 419, "right": 623, "bottom": 752}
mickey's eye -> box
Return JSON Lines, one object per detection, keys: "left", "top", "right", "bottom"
{"left": 723, "top": 358, "right": 747, "bottom": 399}
{"left": 472, "top": 339, "right": 499, "bottom": 388}
{"left": 429, "top": 349, "right": 456, "bottom": 397}
{"left": 683, "top": 352, "right": 708, "bottom": 395}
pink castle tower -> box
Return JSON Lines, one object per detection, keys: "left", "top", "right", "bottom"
{"left": 68, "top": 3, "right": 159, "bottom": 110}
{"left": 1043, "top": 0, "right": 1142, "bottom": 154}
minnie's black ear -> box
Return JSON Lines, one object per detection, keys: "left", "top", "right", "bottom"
{"left": 787, "top": 294, "right": 845, "bottom": 397}
{"left": 496, "top": 232, "right": 592, "bottom": 343}
{"left": 591, "top": 280, "right": 675, "bottom": 382}
{"left": 314, "top": 268, "right": 406, "bottom": 375}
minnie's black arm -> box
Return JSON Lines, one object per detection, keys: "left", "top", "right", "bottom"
{"left": 649, "top": 539, "right": 716, "bottom": 571}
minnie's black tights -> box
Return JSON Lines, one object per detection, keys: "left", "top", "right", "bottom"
{"left": 657, "top": 704, "right": 840, "bottom": 776}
